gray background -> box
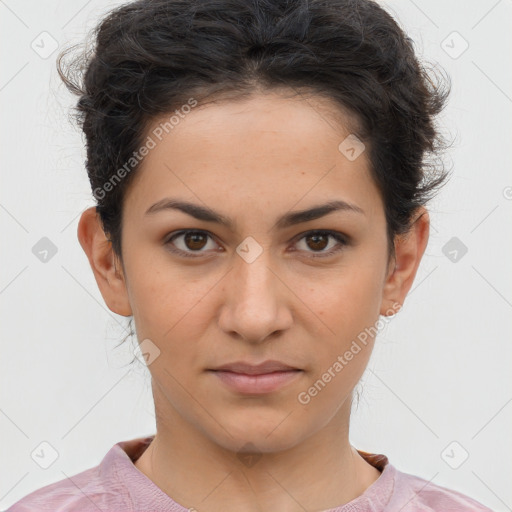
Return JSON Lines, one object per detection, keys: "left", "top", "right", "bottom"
{"left": 1, "top": 0, "right": 511, "bottom": 510}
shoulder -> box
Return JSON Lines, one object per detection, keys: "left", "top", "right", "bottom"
{"left": 5, "top": 448, "right": 133, "bottom": 511}
{"left": 387, "top": 465, "right": 494, "bottom": 511}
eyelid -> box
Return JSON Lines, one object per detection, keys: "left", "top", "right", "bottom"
{"left": 291, "top": 229, "right": 349, "bottom": 245}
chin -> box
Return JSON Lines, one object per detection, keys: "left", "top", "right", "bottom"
{"left": 204, "top": 409, "right": 309, "bottom": 455}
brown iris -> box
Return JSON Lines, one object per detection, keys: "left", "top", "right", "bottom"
{"left": 305, "top": 233, "right": 329, "bottom": 251}
{"left": 184, "top": 232, "right": 208, "bottom": 250}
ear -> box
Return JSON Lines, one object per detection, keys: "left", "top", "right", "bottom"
{"left": 77, "top": 206, "right": 132, "bottom": 317}
{"left": 380, "top": 207, "right": 430, "bottom": 316}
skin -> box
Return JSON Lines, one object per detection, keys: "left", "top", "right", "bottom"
{"left": 78, "top": 91, "right": 429, "bottom": 512}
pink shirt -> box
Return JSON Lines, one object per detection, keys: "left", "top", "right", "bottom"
{"left": 6, "top": 435, "right": 492, "bottom": 511}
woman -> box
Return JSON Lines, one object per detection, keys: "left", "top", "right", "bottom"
{"left": 7, "top": 0, "right": 493, "bottom": 510}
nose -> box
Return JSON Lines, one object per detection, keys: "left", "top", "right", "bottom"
{"left": 217, "top": 245, "right": 293, "bottom": 344}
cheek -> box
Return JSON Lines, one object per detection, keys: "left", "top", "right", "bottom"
{"left": 301, "top": 259, "right": 385, "bottom": 387}
{"left": 310, "top": 264, "right": 384, "bottom": 338}
{"left": 126, "top": 261, "right": 216, "bottom": 363}
{"left": 296, "top": 276, "right": 381, "bottom": 416}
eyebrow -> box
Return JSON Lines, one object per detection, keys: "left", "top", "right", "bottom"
{"left": 144, "top": 198, "right": 365, "bottom": 230}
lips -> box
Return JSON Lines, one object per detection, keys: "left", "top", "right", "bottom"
{"left": 210, "top": 360, "right": 301, "bottom": 375}
{"left": 208, "top": 360, "right": 303, "bottom": 394}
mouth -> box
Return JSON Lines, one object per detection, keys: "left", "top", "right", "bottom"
{"left": 207, "top": 360, "right": 303, "bottom": 394}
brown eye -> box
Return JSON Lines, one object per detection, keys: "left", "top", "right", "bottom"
{"left": 294, "top": 230, "right": 348, "bottom": 258}
{"left": 305, "top": 233, "right": 329, "bottom": 251}
{"left": 183, "top": 232, "right": 208, "bottom": 250}
{"left": 165, "top": 229, "right": 347, "bottom": 260}
{"left": 165, "top": 230, "right": 219, "bottom": 257}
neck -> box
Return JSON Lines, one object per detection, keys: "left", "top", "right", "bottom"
{"left": 134, "top": 390, "right": 382, "bottom": 512}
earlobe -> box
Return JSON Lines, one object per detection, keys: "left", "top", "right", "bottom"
{"left": 380, "top": 207, "right": 430, "bottom": 316}
{"left": 77, "top": 206, "right": 133, "bottom": 317}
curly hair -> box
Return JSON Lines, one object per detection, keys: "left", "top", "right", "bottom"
{"left": 57, "top": 0, "right": 451, "bottom": 265}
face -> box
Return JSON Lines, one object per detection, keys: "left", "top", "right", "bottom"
{"left": 84, "top": 91, "right": 422, "bottom": 454}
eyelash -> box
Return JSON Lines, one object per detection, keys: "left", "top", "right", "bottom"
{"left": 164, "top": 229, "right": 348, "bottom": 259}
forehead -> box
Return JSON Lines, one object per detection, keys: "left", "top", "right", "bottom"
{"left": 123, "top": 92, "right": 383, "bottom": 223}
